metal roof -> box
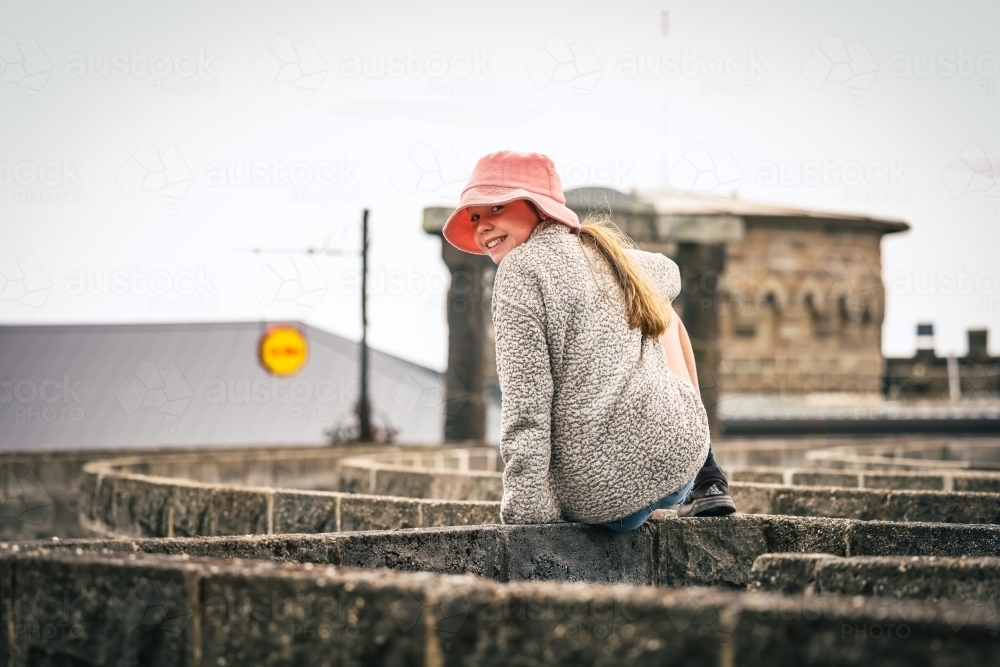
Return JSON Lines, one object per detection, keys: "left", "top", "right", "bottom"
{"left": 636, "top": 189, "right": 910, "bottom": 233}
{"left": 0, "top": 321, "right": 449, "bottom": 451}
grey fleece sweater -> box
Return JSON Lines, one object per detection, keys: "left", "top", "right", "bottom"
{"left": 492, "top": 220, "right": 711, "bottom": 525}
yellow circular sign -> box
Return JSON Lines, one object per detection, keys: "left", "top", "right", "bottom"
{"left": 259, "top": 326, "right": 308, "bottom": 376}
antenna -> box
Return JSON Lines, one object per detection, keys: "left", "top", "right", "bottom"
{"left": 234, "top": 208, "right": 376, "bottom": 442}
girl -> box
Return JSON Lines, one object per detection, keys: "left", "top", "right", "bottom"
{"left": 441, "top": 151, "right": 736, "bottom": 530}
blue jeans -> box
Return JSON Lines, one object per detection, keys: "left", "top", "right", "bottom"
{"left": 596, "top": 475, "right": 697, "bottom": 532}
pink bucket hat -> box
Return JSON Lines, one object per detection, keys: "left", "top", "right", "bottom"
{"left": 441, "top": 151, "right": 581, "bottom": 255}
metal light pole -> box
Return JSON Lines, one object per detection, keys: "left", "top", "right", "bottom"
{"left": 357, "top": 208, "right": 373, "bottom": 441}
{"left": 235, "top": 208, "right": 377, "bottom": 443}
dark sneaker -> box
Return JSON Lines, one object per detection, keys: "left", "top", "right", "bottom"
{"left": 676, "top": 465, "right": 737, "bottom": 517}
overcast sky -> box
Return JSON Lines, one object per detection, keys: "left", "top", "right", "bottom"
{"left": 2, "top": 0, "right": 998, "bottom": 372}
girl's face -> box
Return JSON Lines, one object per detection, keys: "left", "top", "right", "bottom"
{"left": 467, "top": 199, "right": 542, "bottom": 264}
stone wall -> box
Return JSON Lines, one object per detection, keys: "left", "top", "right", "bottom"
{"left": 4, "top": 437, "right": 1000, "bottom": 665}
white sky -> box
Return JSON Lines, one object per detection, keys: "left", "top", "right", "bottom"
{"left": 2, "top": 0, "right": 998, "bottom": 372}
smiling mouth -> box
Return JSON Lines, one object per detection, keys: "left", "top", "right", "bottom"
{"left": 485, "top": 235, "right": 507, "bottom": 250}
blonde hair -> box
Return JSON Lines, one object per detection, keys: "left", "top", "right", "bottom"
{"left": 574, "top": 214, "right": 672, "bottom": 339}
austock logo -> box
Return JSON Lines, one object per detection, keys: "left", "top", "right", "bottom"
{"left": 0, "top": 468, "right": 52, "bottom": 525}
{"left": 0, "top": 251, "right": 52, "bottom": 312}
{"left": 115, "top": 577, "right": 194, "bottom": 649}
{"left": 0, "top": 34, "right": 52, "bottom": 96}
{"left": 115, "top": 360, "right": 193, "bottom": 420}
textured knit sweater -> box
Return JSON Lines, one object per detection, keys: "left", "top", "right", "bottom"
{"left": 492, "top": 220, "right": 711, "bottom": 525}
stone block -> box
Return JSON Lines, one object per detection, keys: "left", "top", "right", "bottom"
{"left": 112, "top": 475, "right": 174, "bottom": 537}
{"left": 90, "top": 471, "right": 118, "bottom": 534}
{"left": 657, "top": 515, "right": 769, "bottom": 588}
{"left": 864, "top": 473, "right": 943, "bottom": 491}
{"left": 813, "top": 556, "right": 1000, "bottom": 605}
{"left": 882, "top": 490, "right": 1000, "bottom": 524}
{"left": 440, "top": 473, "right": 502, "bottom": 502}
{"left": 453, "top": 582, "right": 723, "bottom": 667}
{"left": 336, "top": 464, "right": 372, "bottom": 495}
{"left": 170, "top": 483, "right": 270, "bottom": 537}
{"left": 420, "top": 500, "right": 500, "bottom": 527}
{"left": 339, "top": 494, "right": 421, "bottom": 532}
{"left": 502, "top": 523, "right": 655, "bottom": 585}
{"left": 334, "top": 525, "right": 503, "bottom": 578}
{"left": 761, "top": 515, "right": 852, "bottom": 556}
{"left": 955, "top": 475, "right": 1000, "bottom": 493}
{"left": 0, "top": 552, "right": 11, "bottom": 666}
{"left": 792, "top": 472, "right": 859, "bottom": 488}
{"left": 4, "top": 550, "right": 201, "bottom": 667}
{"left": 848, "top": 520, "right": 1000, "bottom": 557}
{"left": 200, "top": 563, "right": 457, "bottom": 667}
{"left": 771, "top": 486, "right": 887, "bottom": 521}
{"left": 134, "top": 534, "right": 338, "bottom": 564}
{"left": 374, "top": 467, "right": 434, "bottom": 498}
{"left": 730, "top": 469, "right": 784, "bottom": 484}
{"left": 271, "top": 490, "right": 338, "bottom": 534}
{"left": 732, "top": 592, "right": 1000, "bottom": 666}
{"left": 728, "top": 482, "right": 776, "bottom": 514}
{"left": 747, "top": 553, "right": 840, "bottom": 594}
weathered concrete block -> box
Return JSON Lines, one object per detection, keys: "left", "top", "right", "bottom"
{"left": 772, "top": 486, "right": 888, "bottom": 521}
{"left": 760, "top": 515, "right": 851, "bottom": 556}
{"left": 335, "top": 464, "right": 371, "bottom": 495}
{"left": 657, "top": 515, "right": 768, "bottom": 588}
{"left": 271, "top": 490, "right": 338, "bottom": 534}
{"left": 865, "top": 473, "right": 943, "bottom": 491}
{"left": 502, "top": 523, "right": 656, "bottom": 585}
{"left": 849, "top": 520, "right": 1000, "bottom": 557}
{"left": 112, "top": 475, "right": 174, "bottom": 537}
{"left": 0, "top": 550, "right": 11, "bottom": 666}
{"left": 91, "top": 471, "right": 118, "bottom": 533}
{"left": 747, "top": 553, "right": 841, "bottom": 594}
{"left": 815, "top": 556, "right": 1000, "bottom": 605}
{"left": 882, "top": 490, "right": 1000, "bottom": 524}
{"left": 731, "top": 592, "right": 1000, "bottom": 666}
{"left": 792, "top": 472, "right": 859, "bottom": 488}
{"left": 170, "top": 483, "right": 270, "bottom": 537}
{"left": 453, "top": 582, "right": 723, "bottom": 667}
{"left": 728, "top": 482, "right": 776, "bottom": 514}
{"left": 444, "top": 473, "right": 502, "bottom": 502}
{"left": 200, "top": 563, "right": 458, "bottom": 667}
{"left": 334, "top": 525, "right": 502, "bottom": 578}
{"left": 374, "top": 467, "right": 434, "bottom": 498}
{"left": 420, "top": 500, "right": 500, "bottom": 527}
{"left": 4, "top": 550, "right": 201, "bottom": 667}
{"left": 339, "top": 494, "right": 421, "bottom": 532}
{"left": 955, "top": 475, "right": 1000, "bottom": 493}
{"left": 730, "top": 469, "right": 784, "bottom": 484}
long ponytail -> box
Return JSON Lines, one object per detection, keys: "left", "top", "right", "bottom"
{"left": 574, "top": 214, "right": 672, "bottom": 339}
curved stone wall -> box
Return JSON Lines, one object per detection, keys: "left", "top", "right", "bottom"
{"left": 6, "top": 436, "right": 1000, "bottom": 665}
{"left": 78, "top": 445, "right": 502, "bottom": 538}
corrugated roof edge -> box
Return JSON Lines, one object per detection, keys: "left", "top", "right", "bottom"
{"left": 0, "top": 320, "right": 444, "bottom": 378}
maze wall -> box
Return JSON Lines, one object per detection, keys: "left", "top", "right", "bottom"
{"left": 1, "top": 438, "right": 998, "bottom": 665}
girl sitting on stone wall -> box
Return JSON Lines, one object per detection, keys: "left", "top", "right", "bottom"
{"left": 440, "top": 150, "right": 736, "bottom": 530}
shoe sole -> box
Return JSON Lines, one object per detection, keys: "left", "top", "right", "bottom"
{"left": 677, "top": 496, "right": 737, "bottom": 518}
